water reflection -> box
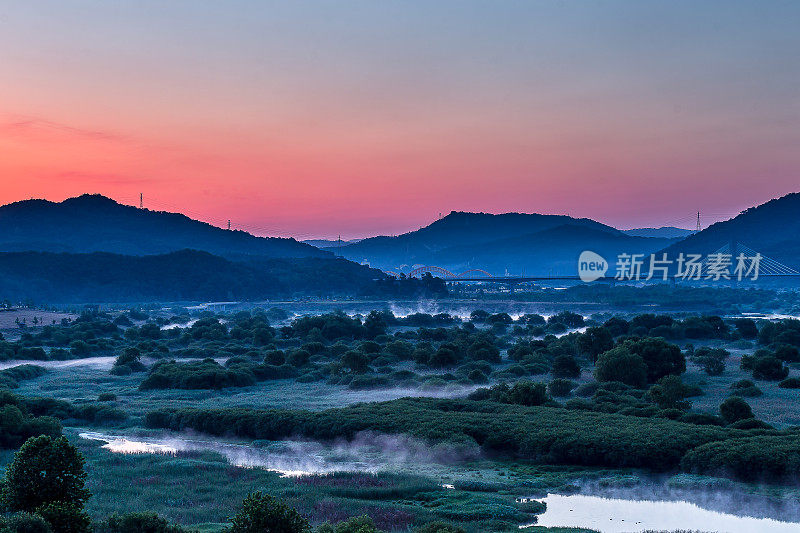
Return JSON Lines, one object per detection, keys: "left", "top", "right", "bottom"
{"left": 524, "top": 493, "right": 800, "bottom": 533}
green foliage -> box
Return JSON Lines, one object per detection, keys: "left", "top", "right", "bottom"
{"left": 779, "top": 377, "right": 800, "bottom": 389}
{"left": 0, "top": 393, "right": 61, "bottom": 449}
{"left": 1, "top": 435, "right": 90, "bottom": 513}
{"left": 414, "top": 522, "right": 466, "bottom": 533}
{"left": 34, "top": 502, "right": 91, "bottom": 533}
{"left": 774, "top": 344, "right": 800, "bottom": 362}
{"left": 622, "top": 337, "right": 685, "bottom": 383}
{"left": 111, "top": 347, "right": 146, "bottom": 375}
{"left": 364, "top": 311, "right": 388, "bottom": 339}
{"left": 551, "top": 355, "right": 580, "bottom": 379}
{"left": 466, "top": 338, "right": 500, "bottom": 363}
{"left": 682, "top": 434, "right": 800, "bottom": 482}
{"left": 692, "top": 347, "right": 728, "bottom": 376}
{"left": 469, "top": 381, "right": 549, "bottom": 406}
{"left": 147, "top": 397, "right": 733, "bottom": 472}
{"left": 384, "top": 340, "right": 413, "bottom": 360}
{"left": 548, "top": 379, "right": 577, "bottom": 397}
{"left": 100, "top": 512, "right": 189, "bottom": 532}
{"left": 758, "top": 319, "right": 800, "bottom": 347}
{"left": 594, "top": 347, "right": 647, "bottom": 387}
{"left": 429, "top": 345, "right": 459, "bottom": 368}
{"left": 140, "top": 359, "right": 257, "bottom": 390}
{"left": 549, "top": 311, "right": 584, "bottom": 328}
{"left": 734, "top": 318, "right": 759, "bottom": 339}
{"left": 729, "top": 379, "right": 762, "bottom": 397}
{"left": 289, "top": 312, "right": 365, "bottom": 341}
{"left": 317, "top": 515, "right": 381, "bottom": 533}
{"left": 0, "top": 250, "right": 388, "bottom": 302}
{"left": 719, "top": 397, "right": 754, "bottom": 424}
{"left": 3, "top": 392, "right": 124, "bottom": 427}
{"left": 751, "top": 355, "right": 789, "bottom": 381}
{"left": 287, "top": 349, "right": 311, "bottom": 368}
{"left": 0, "top": 512, "right": 52, "bottom": 533}
{"left": 0, "top": 365, "right": 47, "bottom": 389}
{"left": 647, "top": 375, "right": 692, "bottom": 410}
{"left": 226, "top": 492, "right": 309, "bottom": 533}
{"left": 340, "top": 351, "right": 370, "bottom": 374}
{"left": 576, "top": 327, "right": 613, "bottom": 362}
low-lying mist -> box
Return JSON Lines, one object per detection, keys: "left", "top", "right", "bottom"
{"left": 80, "top": 430, "right": 480, "bottom": 477}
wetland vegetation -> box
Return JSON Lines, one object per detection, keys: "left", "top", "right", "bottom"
{"left": 1, "top": 289, "right": 800, "bottom": 531}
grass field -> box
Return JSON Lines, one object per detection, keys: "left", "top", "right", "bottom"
{"left": 4, "top": 307, "right": 800, "bottom": 531}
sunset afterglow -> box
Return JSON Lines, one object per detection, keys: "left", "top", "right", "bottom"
{"left": 2, "top": 1, "right": 799, "bottom": 238}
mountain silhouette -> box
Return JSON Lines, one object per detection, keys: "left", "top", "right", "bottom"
{"left": 434, "top": 225, "right": 676, "bottom": 276}
{"left": 0, "top": 194, "right": 327, "bottom": 259}
{"left": 661, "top": 193, "right": 800, "bottom": 270}
{"left": 330, "top": 211, "right": 675, "bottom": 275}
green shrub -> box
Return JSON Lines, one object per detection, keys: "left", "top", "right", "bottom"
{"left": 779, "top": 377, "right": 800, "bottom": 389}
{"left": 100, "top": 512, "right": 188, "bottom": 532}
{"left": 35, "top": 502, "right": 91, "bottom": 533}
{"left": 551, "top": 354, "right": 580, "bottom": 379}
{"left": 146, "top": 397, "right": 731, "bottom": 473}
{"left": 719, "top": 397, "right": 754, "bottom": 424}
{"left": 548, "top": 379, "right": 577, "bottom": 397}
{"left": 595, "top": 347, "right": 647, "bottom": 387}
{"left": 0, "top": 394, "right": 62, "bottom": 449}
{"left": 140, "top": 359, "right": 256, "bottom": 390}
{"left": 0, "top": 512, "right": 52, "bottom": 533}
{"left": 729, "top": 379, "right": 762, "bottom": 397}
{"left": 414, "top": 522, "right": 466, "bottom": 533}
{"left": 682, "top": 434, "right": 800, "bottom": 482}
{"left": 227, "top": 492, "right": 309, "bottom": 533}
{"left": 317, "top": 516, "right": 380, "bottom": 533}
{"left": 752, "top": 356, "right": 789, "bottom": 381}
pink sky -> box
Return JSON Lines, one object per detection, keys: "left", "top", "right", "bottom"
{"left": 1, "top": 2, "right": 798, "bottom": 239}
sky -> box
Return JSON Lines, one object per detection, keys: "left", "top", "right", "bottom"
{"left": 1, "top": 1, "right": 798, "bottom": 239}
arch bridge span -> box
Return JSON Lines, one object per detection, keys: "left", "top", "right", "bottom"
{"left": 405, "top": 266, "right": 494, "bottom": 279}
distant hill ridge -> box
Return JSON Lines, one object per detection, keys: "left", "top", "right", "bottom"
{"left": 329, "top": 210, "right": 619, "bottom": 256}
{"left": 0, "top": 194, "right": 326, "bottom": 258}
{"left": 328, "top": 210, "right": 673, "bottom": 274}
{"left": 661, "top": 192, "right": 800, "bottom": 269}
{"left": 623, "top": 227, "right": 695, "bottom": 239}
{"left": 0, "top": 249, "right": 385, "bottom": 302}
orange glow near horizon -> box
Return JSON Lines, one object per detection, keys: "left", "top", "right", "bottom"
{"left": 1, "top": 2, "right": 798, "bottom": 239}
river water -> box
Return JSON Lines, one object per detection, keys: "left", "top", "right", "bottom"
{"left": 526, "top": 493, "right": 800, "bottom": 533}
{"left": 80, "top": 430, "right": 800, "bottom": 532}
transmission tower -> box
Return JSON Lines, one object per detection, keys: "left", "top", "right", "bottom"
{"left": 696, "top": 211, "right": 701, "bottom": 232}
{"left": 139, "top": 193, "right": 143, "bottom": 209}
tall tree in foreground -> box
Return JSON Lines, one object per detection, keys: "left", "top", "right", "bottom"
{"left": 1, "top": 435, "right": 91, "bottom": 533}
